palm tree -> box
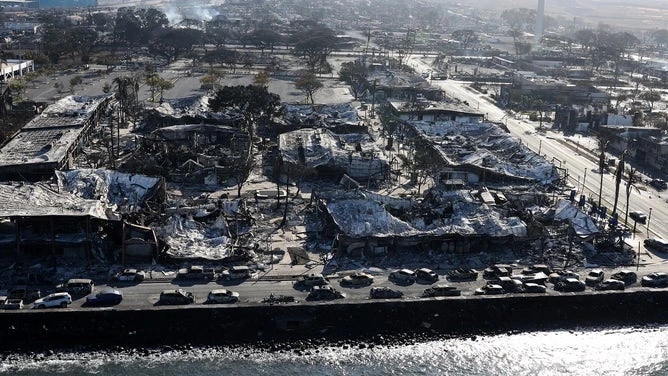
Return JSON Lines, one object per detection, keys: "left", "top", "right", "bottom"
{"left": 595, "top": 135, "right": 610, "bottom": 208}
{"left": 611, "top": 150, "right": 627, "bottom": 216}
{"left": 624, "top": 167, "right": 640, "bottom": 227}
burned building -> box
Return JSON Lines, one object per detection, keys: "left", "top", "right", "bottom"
{"left": 122, "top": 124, "right": 252, "bottom": 185}
{"left": 279, "top": 128, "right": 390, "bottom": 184}
{"left": 499, "top": 72, "right": 609, "bottom": 109}
{"left": 0, "top": 95, "right": 111, "bottom": 180}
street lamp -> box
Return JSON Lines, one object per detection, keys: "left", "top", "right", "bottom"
{"left": 647, "top": 207, "right": 653, "bottom": 237}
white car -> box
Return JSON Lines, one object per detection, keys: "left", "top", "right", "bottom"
{"left": 112, "top": 268, "right": 146, "bottom": 282}
{"left": 389, "top": 269, "right": 417, "bottom": 284}
{"left": 33, "top": 292, "right": 72, "bottom": 309}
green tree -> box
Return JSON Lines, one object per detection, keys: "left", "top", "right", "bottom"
{"left": 253, "top": 70, "right": 270, "bottom": 87}
{"left": 149, "top": 28, "right": 204, "bottom": 64}
{"left": 339, "top": 61, "right": 368, "bottom": 100}
{"left": 596, "top": 135, "right": 610, "bottom": 208}
{"left": 611, "top": 150, "right": 627, "bottom": 216}
{"left": 69, "top": 76, "right": 83, "bottom": 92}
{"left": 291, "top": 25, "right": 339, "bottom": 71}
{"left": 295, "top": 71, "right": 323, "bottom": 104}
{"left": 451, "top": 29, "right": 479, "bottom": 50}
{"left": 208, "top": 85, "right": 282, "bottom": 138}
{"left": 500, "top": 8, "right": 536, "bottom": 31}
{"left": 623, "top": 167, "right": 640, "bottom": 227}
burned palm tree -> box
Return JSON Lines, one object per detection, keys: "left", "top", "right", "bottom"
{"left": 624, "top": 167, "right": 640, "bottom": 227}
{"left": 611, "top": 150, "right": 627, "bottom": 217}
{"left": 595, "top": 135, "right": 610, "bottom": 208}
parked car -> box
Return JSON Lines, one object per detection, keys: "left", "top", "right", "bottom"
{"left": 521, "top": 264, "right": 551, "bottom": 275}
{"left": 85, "top": 288, "right": 123, "bottom": 306}
{"left": 415, "top": 268, "right": 439, "bottom": 283}
{"left": 3, "top": 298, "right": 24, "bottom": 310}
{"left": 56, "top": 278, "right": 94, "bottom": 296}
{"left": 341, "top": 272, "right": 374, "bottom": 286}
{"left": 521, "top": 283, "right": 547, "bottom": 293}
{"left": 511, "top": 272, "right": 549, "bottom": 285}
{"left": 585, "top": 270, "right": 605, "bottom": 286}
{"left": 650, "top": 179, "right": 667, "bottom": 191}
{"left": 422, "top": 284, "right": 461, "bottom": 297}
{"left": 641, "top": 272, "right": 668, "bottom": 288}
{"left": 494, "top": 276, "right": 524, "bottom": 293}
{"left": 369, "top": 287, "right": 404, "bottom": 299}
{"left": 474, "top": 284, "right": 505, "bottom": 295}
{"left": 644, "top": 238, "right": 668, "bottom": 252}
{"left": 295, "top": 273, "right": 329, "bottom": 288}
{"left": 205, "top": 289, "right": 240, "bottom": 304}
{"left": 447, "top": 268, "right": 478, "bottom": 281}
{"left": 306, "top": 285, "right": 346, "bottom": 301}
{"left": 389, "top": 269, "right": 417, "bottom": 284}
{"left": 611, "top": 270, "right": 637, "bottom": 286}
{"left": 554, "top": 278, "right": 586, "bottom": 292}
{"left": 8, "top": 286, "right": 40, "bottom": 302}
{"left": 549, "top": 270, "right": 580, "bottom": 284}
{"left": 33, "top": 292, "right": 72, "bottom": 309}
{"left": 177, "top": 266, "right": 216, "bottom": 281}
{"left": 158, "top": 289, "right": 195, "bottom": 305}
{"left": 629, "top": 211, "right": 647, "bottom": 224}
{"left": 112, "top": 269, "right": 146, "bottom": 283}
{"left": 220, "top": 266, "right": 251, "bottom": 281}
{"left": 482, "top": 264, "right": 513, "bottom": 279}
{"left": 595, "top": 279, "right": 626, "bottom": 291}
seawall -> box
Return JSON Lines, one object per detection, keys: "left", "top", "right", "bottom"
{"left": 1, "top": 290, "right": 666, "bottom": 351}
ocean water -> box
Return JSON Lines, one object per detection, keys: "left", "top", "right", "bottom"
{"left": 2, "top": 325, "right": 667, "bottom": 376}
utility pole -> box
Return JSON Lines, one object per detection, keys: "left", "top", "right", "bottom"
{"left": 647, "top": 207, "right": 653, "bottom": 237}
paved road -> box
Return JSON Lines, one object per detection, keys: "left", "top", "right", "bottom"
{"left": 408, "top": 56, "right": 668, "bottom": 246}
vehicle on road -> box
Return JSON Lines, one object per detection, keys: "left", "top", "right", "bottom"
{"left": 595, "top": 279, "right": 625, "bottom": 291}
{"left": 474, "top": 284, "right": 505, "bottom": 295}
{"left": 306, "top": 285, "right": 346, "bottom": 301}
{"left": 521, "top": 283, "right": 547, "bottom": 293}
{"left": 3, "top": 298, "right": 24, "bottom": 310}
{"left": 205, "top": 289, "right": 240, "bottom": 304}
{"left": 56, "top": 278, "right": 94, "bottom": 296}
{"left": 611, "top": 270, "right": 637, "bottom": 286}
{"left": 220, "top": 266, "right": 251, "bottom": 281}
{"left": 629, "top": 211, "right": 647, "bottom": 224}
{"left": 369, "top": 287, "right": 403, "bottom": 299}
{"left": 112, "top": 269, "right": 146, "bottom": 283}
{"left": 341, "top": 272, "right": 374, "bottom": 286}
{"left": 447, "top": 268, "right": 478, "bottom": 281}
{"left": 494, "top": 276, "right": 524, "bottom": 293}
{"left": 554, "top": 278, "right": 586, "bottom": 292}
{"left": 641, "top": 272, "right": 668, "bottom": 288}
{"left": 389, "top": 269, "right": 417, "bottom": 284}
{"left": 483, "top": 264, "right": 513, "bottom": 279}
{"left": 415, "top": 268, "right": 439, "bottom": 283}
{"left": 521, "top": 264, "right": 551, "bottom": 275}
{"left": 644, "top": 238, "right": 668, "bottom": 252}
{"left": 585, "top": 270, "right": 605, "bottom": 286}
{"left": 295, "top": 273, "right": 328, "bottom": 288}
{"left": 158, "top": 289, "right": 195, "bottom": 305}
{"left": 33, "top": 292, "right": 72, "bottom": 309}
{"left": 8, "top": 286, "right": 40, "bottom": 302}
{"left": 650, "top": 179, "right": 667, "bottom": 191}
{"left": 422, "top": 284, "right": 461, "bottom": 297}
{"left": 177, "top": 266, "right": 216, "bottom": 281}
{"left": 511, "top": 272, "right": 549, "bottom": 285}
{"left": 85, "top": 289, "right": 123, "bottom": 306}
{"left": 549, "top": 270, "right": 580, "bottom": 284}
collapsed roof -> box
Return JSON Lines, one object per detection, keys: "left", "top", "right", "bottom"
{"left": 413, "top": 121, "right": 555, "bottom": 184}
{"left": 55, "top": 168, "right": 164, "bottom": 213}
{"left": 326, "top": 190, "right": 527, "bottom": 239}
{"left": 279, "top": 128, "right": 389, "bottom": 180}
{"left": 0, "top": 181, "right": 113, "bottom": 220}
{"left": 284, "top": 103, "right": 359, "bottom": 127}
{"left": 553, "top": 199, "right": 600, "bottom": 237}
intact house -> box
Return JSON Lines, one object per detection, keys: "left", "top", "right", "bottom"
{"left": 0, "top": 95, "right": 111, "bottom": 180}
